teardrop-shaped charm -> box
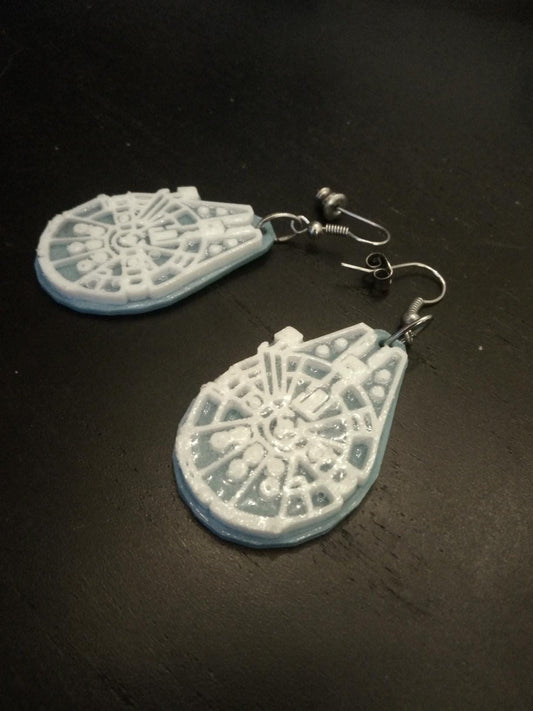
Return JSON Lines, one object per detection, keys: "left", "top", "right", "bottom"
{"left": 35, "top": 187, "right": 275, "bottom": 314}
{"left": 174, "top": 323, "right": 407, "bottom": 547}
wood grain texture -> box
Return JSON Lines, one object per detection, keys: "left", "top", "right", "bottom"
{"left": 1, "top": 1, "right": 532, "bottom": 708}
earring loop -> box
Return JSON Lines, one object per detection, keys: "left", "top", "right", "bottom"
{"left": 381, "top": 314, "right": 433, "bottom": 347}
{"left": 257, "top": 213, "right": 310, "bottom": 242}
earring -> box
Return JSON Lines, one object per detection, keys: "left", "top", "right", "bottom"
{"left": 34, "top": 185, "right": 390, "bottom": 315}
{"left": 173, "top": 252, "right": 446, "bottom": 548}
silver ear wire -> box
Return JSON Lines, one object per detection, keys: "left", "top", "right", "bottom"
{"left": 257, "top": 211, "right": 390, "bottom": 246}
{"left": 342, "top": 253, "right": 446, "bottom": 345}
{"left": 316, "top": 187, "right": 391, "bottom": 246}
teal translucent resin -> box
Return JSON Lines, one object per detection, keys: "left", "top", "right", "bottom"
{"left": 174, "top": 323, "right": 407, "bottom": 547}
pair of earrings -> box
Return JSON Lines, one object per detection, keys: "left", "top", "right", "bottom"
{"left": 35, "top": 185, "right": 445, "bottom": 548}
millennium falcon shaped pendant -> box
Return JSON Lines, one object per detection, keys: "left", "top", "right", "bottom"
{"left": 174, "top": 322, "right": 407, "bottom": 547}
{"left": 35, "top": 186, "right": 274, "bottom": 314}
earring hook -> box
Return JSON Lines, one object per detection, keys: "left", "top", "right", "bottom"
{"left": 341, "top": 252, "right": 446, "bottom": 345}
{"left": 258, "top": 211, "right": 389, "bottom": 246}
{"left": 316, "top": 187, "right": 391, "bottom": 246}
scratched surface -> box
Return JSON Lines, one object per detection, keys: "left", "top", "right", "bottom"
{"left": 1, "top": 1, "right": 533, "bottom": 709}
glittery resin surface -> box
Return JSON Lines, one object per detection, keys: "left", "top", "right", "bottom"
{"left": 174, "top": 323, "right": 407, "bottom": 547}
{"left": 35, "top": 186, "right": 275, "bottom": 314}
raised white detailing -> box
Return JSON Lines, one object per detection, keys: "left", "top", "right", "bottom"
{"left": 174, "top": 322, "right": 407, "bottom": 546}
{"left": 36, "top": 187, "right": 267, "bottom": 312}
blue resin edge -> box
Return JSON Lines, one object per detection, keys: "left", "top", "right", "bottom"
{"left": 173, "top": 332, "right": 406, "bottom": 548}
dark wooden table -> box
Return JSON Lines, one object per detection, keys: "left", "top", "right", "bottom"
{"left": 2, "top": 2, "right": 532, "bottom": 708}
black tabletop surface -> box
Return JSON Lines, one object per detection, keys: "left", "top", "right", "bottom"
{"left": 2, "top": 2, "right": 533, "bottom": 709}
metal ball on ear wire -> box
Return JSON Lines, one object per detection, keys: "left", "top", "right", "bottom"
{"left": 307, "top": 221, "right": 324, "bottom": 238}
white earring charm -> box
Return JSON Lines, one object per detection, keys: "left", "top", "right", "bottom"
{"left": 35, "top": 187, "right": 275, "bottom": 314}
{"left": 174, "top": 323, "right": 407, "bottom": 547}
